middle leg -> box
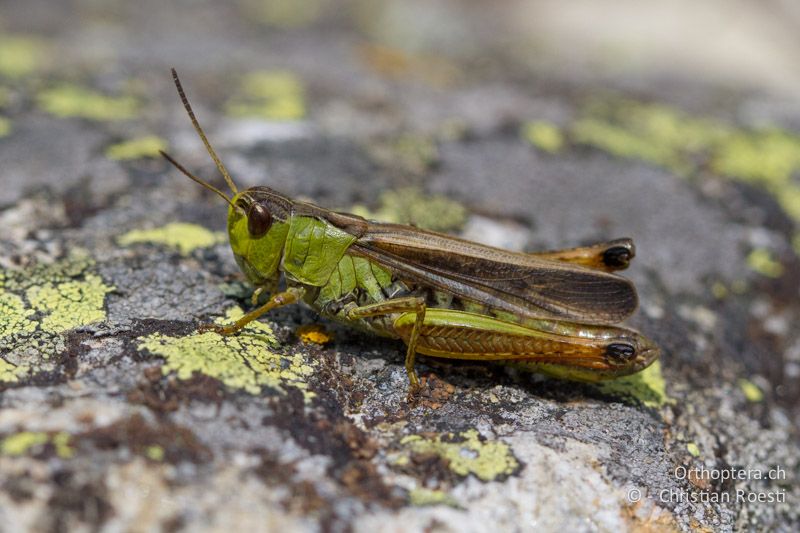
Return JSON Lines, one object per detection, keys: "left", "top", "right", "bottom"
{"left": 346, "top": 296, "right": 427, "bottom": 392}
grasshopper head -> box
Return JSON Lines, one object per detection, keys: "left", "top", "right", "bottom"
{"left": 227, "top": 187, "right": 293, "bottom": 287}
{"left": 162, "top": 69, "right": 297, "bottom": 291}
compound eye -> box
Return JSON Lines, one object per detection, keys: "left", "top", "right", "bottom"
{"left": 247, "top": 203, "right": 272, "bottom": 237}
{"left": 606, "top": 342, "right": 636, "bottom": 363}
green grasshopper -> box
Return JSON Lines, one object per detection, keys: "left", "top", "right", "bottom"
{"left": 161, "top": 69, "right": 659, "bottom": 394}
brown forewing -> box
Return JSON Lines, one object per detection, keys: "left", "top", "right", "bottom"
{"left": 349, "top": 222, "right": 638, "bottom": 324}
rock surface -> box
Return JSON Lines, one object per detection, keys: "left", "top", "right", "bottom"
{"left": 1, "top": 1, "right": 799, "bottom": 531}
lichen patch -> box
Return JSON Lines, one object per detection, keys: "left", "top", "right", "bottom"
{"left": 0, "top": 34, "right": 48, "bottom": 78}
{"left": 396, "top": 429, "right": 519, "bottom": 482}
{"left": 522, "top": 120, "right": 564, "bottom": 153}
{"left": 117, "top": 222, "right": 225, "bottom": 255}
{"left": 0, "top": 254, "right": 114, "bottom": 383}
{"left": 349, "top": 187, "right": 467, "bottom": 233}
{"left": 572, "top": 98, "right": 800, "bottom": 230}
{"left": 597, "top": 360, "right": 673, "bottom": 408}
{"left": 26, "top": 274, "right": 114, "bottom": 334}
{"left": 225, "top": 71, "right": 305, "bottom": 121}
{"left": 37, "top": 83, "right": 140, "bottom": 121}
{"left": 105, "top": 136, "right": 167, "bottom": 160}
{"left": 137, "top": 307, "right": 316, "bottom": 399}
{"left": 0, "top": 290, "right": 36, "bottom": 340}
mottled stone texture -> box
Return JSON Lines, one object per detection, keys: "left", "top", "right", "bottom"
{"left": 1, "top": 1, "right": 799, "bottom": 532}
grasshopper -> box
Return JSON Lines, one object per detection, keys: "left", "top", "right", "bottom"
{"left": 161, "top": 69, "right": 659, "bottom": 394}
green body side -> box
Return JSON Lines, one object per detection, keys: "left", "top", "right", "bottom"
{"left": 227, "top": 206, "right": 397, "bottom": 335}
{"left": 306, "top": 253, "right": 397, "bottom": 336}
{"left": 227, "top": 205, "right": 533, "bottom": 338}
{"left": 225, "top": 201, "right": 658, "bottom": 380}
{"left": 282, "top": 216, "right": 358, "bottom": 285}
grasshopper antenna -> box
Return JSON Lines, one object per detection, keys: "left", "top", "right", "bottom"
{"left": 170, "top": 67, "right": 238, "bottom": 195}
{"left": 159, "top": 150, "right": 243, "bottom": 214}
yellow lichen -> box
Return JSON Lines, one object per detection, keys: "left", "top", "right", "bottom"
{"left": 686, "top": 442, "right": 700, "bottom": 457}
{"left": 106, "top": 135, "right": 167, "bottom": 160}
{"left": 399, "top": 429, "right": 518, "bottom": 481}
{"left": 597, "top": 361, "right": 673, "bottom": 409}
{"left": 711, "top": 129, "right": 800, "bottom": 220}
{"left": 52, "top": 432, "right": 74, "bottom": 459}
{"left": 711, "top": 281, "right": 728, "bottom": 300}
{"left": 408, "top": 488, "right": 458, "bottom": 507}
{"left": 225, "top": 71, "right": 305, "bottom": 121}
{"left": 0, "top": 291, "right": 36, "bottom": 339}
{"left": 1, "top": 432, "right": 49, "bottom": 456}
{"left": 26, "top": 274, "right": 115, "bottom": 334}
{"left": 0, "top": 431, "right": 74, "bottom": 458}
{"left": 746, "top": 249, "right": 784, "bottom": 278}
{"left": 522, "top": 121, "right": 564, "bottom": 153}
{"left": 738, "top": 378, "right": 764, "bottom": 402}
{"left": 145, "top": 445, "right": 165, "bottom": 461}
{"left": 389, "top": 453, "right": 409, "bottom": 467}
{"left": 573, "top": 119, "right": 685, "bottom": 176}
{"left": 137, "top": 307, "right": 316, "bottom": 398}
{"left": 0, "top": 358, "right": 25, "bottom": 383}
{"left": 37, "top": 84, "right": 139, "bottom": 121}
{"left": 1, "top": 255, "right": 112, "bottom": 383}
{"left": 0, "top": 116, "right": 10, "bottom": 137}
{"left": 573, "top": 99, "right": 727, "bottom": 174}
{"left": 243, "top": 0, "right": 326, "bottom": 28}
{"left": 118, "top": 222, "right": 225, "bottom": 255}
{"left": 572, "top": 98, "right": 800, "bottom": 230}
{"left": 349, "top": 187, "right": 467, "bottom": 233}
{"left": 712, "top": 130, "right": 796, "bottom": 182}
{"left": 0, "top": 35, "right": 47, "bottom": 78}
